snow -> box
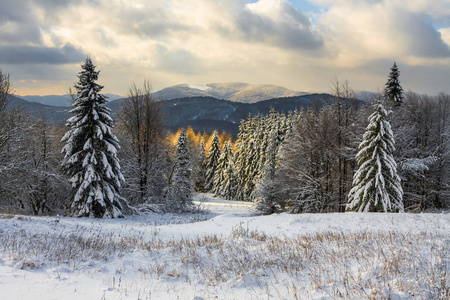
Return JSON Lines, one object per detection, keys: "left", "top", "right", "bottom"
{"left": 0, "top": 194, "right": 449, "bottom": 299}
{"left": 188, "top": 84, "right": 209, "bottom": 91}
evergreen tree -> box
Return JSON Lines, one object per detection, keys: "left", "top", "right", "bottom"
{"left": 214, "top": 141, "right": 236, "bottom": 199}
{"left": 61, "top": 57, "right": 127, "bottom": 218}
{"left": 194, "top": 139, "right": 207, "bottom": 192}
{"left": 255, "top": 112, "right": 294, "bottom": 214}
{"left": 234, "top": 112, "right": 293, "bottom": 203}
{"left": 243, "top": 125, "right": 261, "bottom": 200}
{"left": 204, "top": 131, "right": 221, "bottom": 191}
{"left": 253, "top": 116, "right": 268, "bottom": 184}
{"left": 234, "top": 115, "right": 261, "bottom": 201}
{"left": 164, "top": 128, "right": 193, "bottom": 211}
{"left": 255, "top": 129, "right": 281, "bottom": 214}
{"left": 384, "top": 62, "right": 404, "bottom": 108}
{"left": 255, "top": 110, "right": 290, "bottom": 192}
{"left": 347, "top": 101, "right": 404, "bottom": 212}
{"left": 233, "top": 117, "right": 251, "bottom": 201}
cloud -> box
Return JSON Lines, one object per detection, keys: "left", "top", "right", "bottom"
{"left": 315, "top": 0, "right": 450, "bottom": 67}
{"left": 0, "top": 44, "right": 86, "bottom": 65}
{"left": 0, "top": 23, "right": 42, "bottom": 46}
{"left": 155, "top": 45, "right": 203, "bottom": 74}
{"left": 69, "top": 0, "right": 324, "bottom": 51}
{"left": 1, "top": 0, "right": 450, "bottom": 95}
{"left": 0, "top": 0, "right": 84, "bottom": 47}
{"left": 393, "top": 11, "right": 450, "bottom": 58}
{"left": 233, "top": 0, "right": 323, "bottom": 50}
{"left": 440, "top": 27, "right": 450, "bottom": 46}
{"left": 0, "top": 0, "right": 82, "bottom": 23}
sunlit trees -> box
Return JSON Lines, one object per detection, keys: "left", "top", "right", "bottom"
{"left": 163, "top": 128, "right": 193, "bottom": 211}
{"left": 205, "top": 131, "right": 221, "bottom": 191}
{"left": 194, "top": 139, "right": 207, "bottom": 192}
{"left": 61, "top": 57, "right": 127, "bottom": 218}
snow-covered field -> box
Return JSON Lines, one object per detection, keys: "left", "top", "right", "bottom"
{"left": 0, "top": 194, "right": 449, "bottom": 300}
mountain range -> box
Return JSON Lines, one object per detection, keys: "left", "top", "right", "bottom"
{"left": 19, "top": 93, "right": 123, "bottom": 107}
{"left": 18, "top": 82, "right": 309, "bottom": 107}
{"left": 152, "top": 82, "right": 309, "bottom": 103}
{"left": 9, "top": 82, "right": 370, "bottom": 136}
{"left": 18, "top": 82, "right": 376, "bottom": 107}
{"left": 7, "top": 92, "right": 363, "bottom": 136}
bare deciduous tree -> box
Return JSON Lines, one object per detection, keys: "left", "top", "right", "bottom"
{"left": 119, "top": 81, "right": 168, "bottom": 204}
{"left": 394, "top": 92, "right": 450, "bottom": 210}
{"left": 330, "top": 79, "right": 358, "bottom": 211}
{"left": 0, "top": 69, "right": 13, "bottom": 151}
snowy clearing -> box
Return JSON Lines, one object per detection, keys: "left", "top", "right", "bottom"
{"left": 0, "top": 193, "right": 449, "bottom": 299}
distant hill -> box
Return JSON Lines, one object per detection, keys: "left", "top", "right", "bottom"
{"left": 153, "top": 82, "right": 309, "bottom": 103}
{"left": 7, "top": 95, "right": 71, "bottom": 122}
{"left": 19, "top": 93, "right": 123, "bottom": 107}
{"left": 355, "top": 91, "right": 378, "bottom": 102}
{"left": 7, "top": 94, "right": 363, "bottom": 136}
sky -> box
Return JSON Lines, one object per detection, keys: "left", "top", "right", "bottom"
{"left": 0, "top": 0, "right": 449, "bottom": 96}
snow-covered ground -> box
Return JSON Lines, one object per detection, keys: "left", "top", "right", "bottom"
{"left": 0, "top": 194, "right": 449, "bottom": 299}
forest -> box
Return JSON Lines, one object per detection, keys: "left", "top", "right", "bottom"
{"left": 0, "top": 59, "right": 449, "bottom": 217}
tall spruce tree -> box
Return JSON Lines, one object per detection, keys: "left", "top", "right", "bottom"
{"left": 194, "top": 139, "right": 207, "bottom": 192}
{"left": 214, "top": 141, "right": 236, "bottom": 199}
{"left": 233, "top": 117, "right": 251, "bottom": 201}
{"left": 204, "top": 131, "right": 221, "bottom": 191}
{"left": 234, "top": 115, "right": 261, "bottom": 201}
{"left": 164, "top": 128, "right": 193, "bottom": 211}
{"left": 61, "top": 57, "right": 127, "bottom": 218}
{"left": 384, "top": 62, "right": 404, "bottom": 108}
{"left": 347, "top": 101, "right": 403, "bottom": 212}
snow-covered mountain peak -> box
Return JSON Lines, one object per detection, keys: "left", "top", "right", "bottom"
{"left": 154, "top": 82, "right": 308, "bottom": 103}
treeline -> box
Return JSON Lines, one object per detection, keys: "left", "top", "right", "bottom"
{"left": 0, "top": 62, "right": 242, "bottom": 215}
{"left": 199, "top": 92, "right": 450, "bottom": 213}
{"left": 0, "top": 60, "right": 449, "bottom": 217}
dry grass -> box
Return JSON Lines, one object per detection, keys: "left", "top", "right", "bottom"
{"left": 1, "top": 222, "right": 449, "bottom": 299}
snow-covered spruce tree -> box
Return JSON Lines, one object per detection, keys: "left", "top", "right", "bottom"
{"left": 234, "top": 114, "right": 262, "bottom": 202}
{"left": 163, "top": 128, "right": 193, "bottom": 211}
{"left": 214, "top": 141, "right": 236, "bottom": 199}
{"left": 384, "top": 62, "right": 404, "bottom": 108}
{"left": 61, "top": 57, "right": 127, "bottom": 218}
{"left": 243, "top": 117, "right": 263, "bottom": 201}
{"left": 233, "top": 117, "right": 251, "bottom": 201}
{"left": 255, "top": 113, "right": 290, "bottom": 214}
{"left": 347, "top": 101, "right": 403, "bottom": 212}
{"left": 194, "top": 139, "right": 207, "bottom": 192}
{"left": 204, "top": 131, "right": 221, "bottom": 191}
